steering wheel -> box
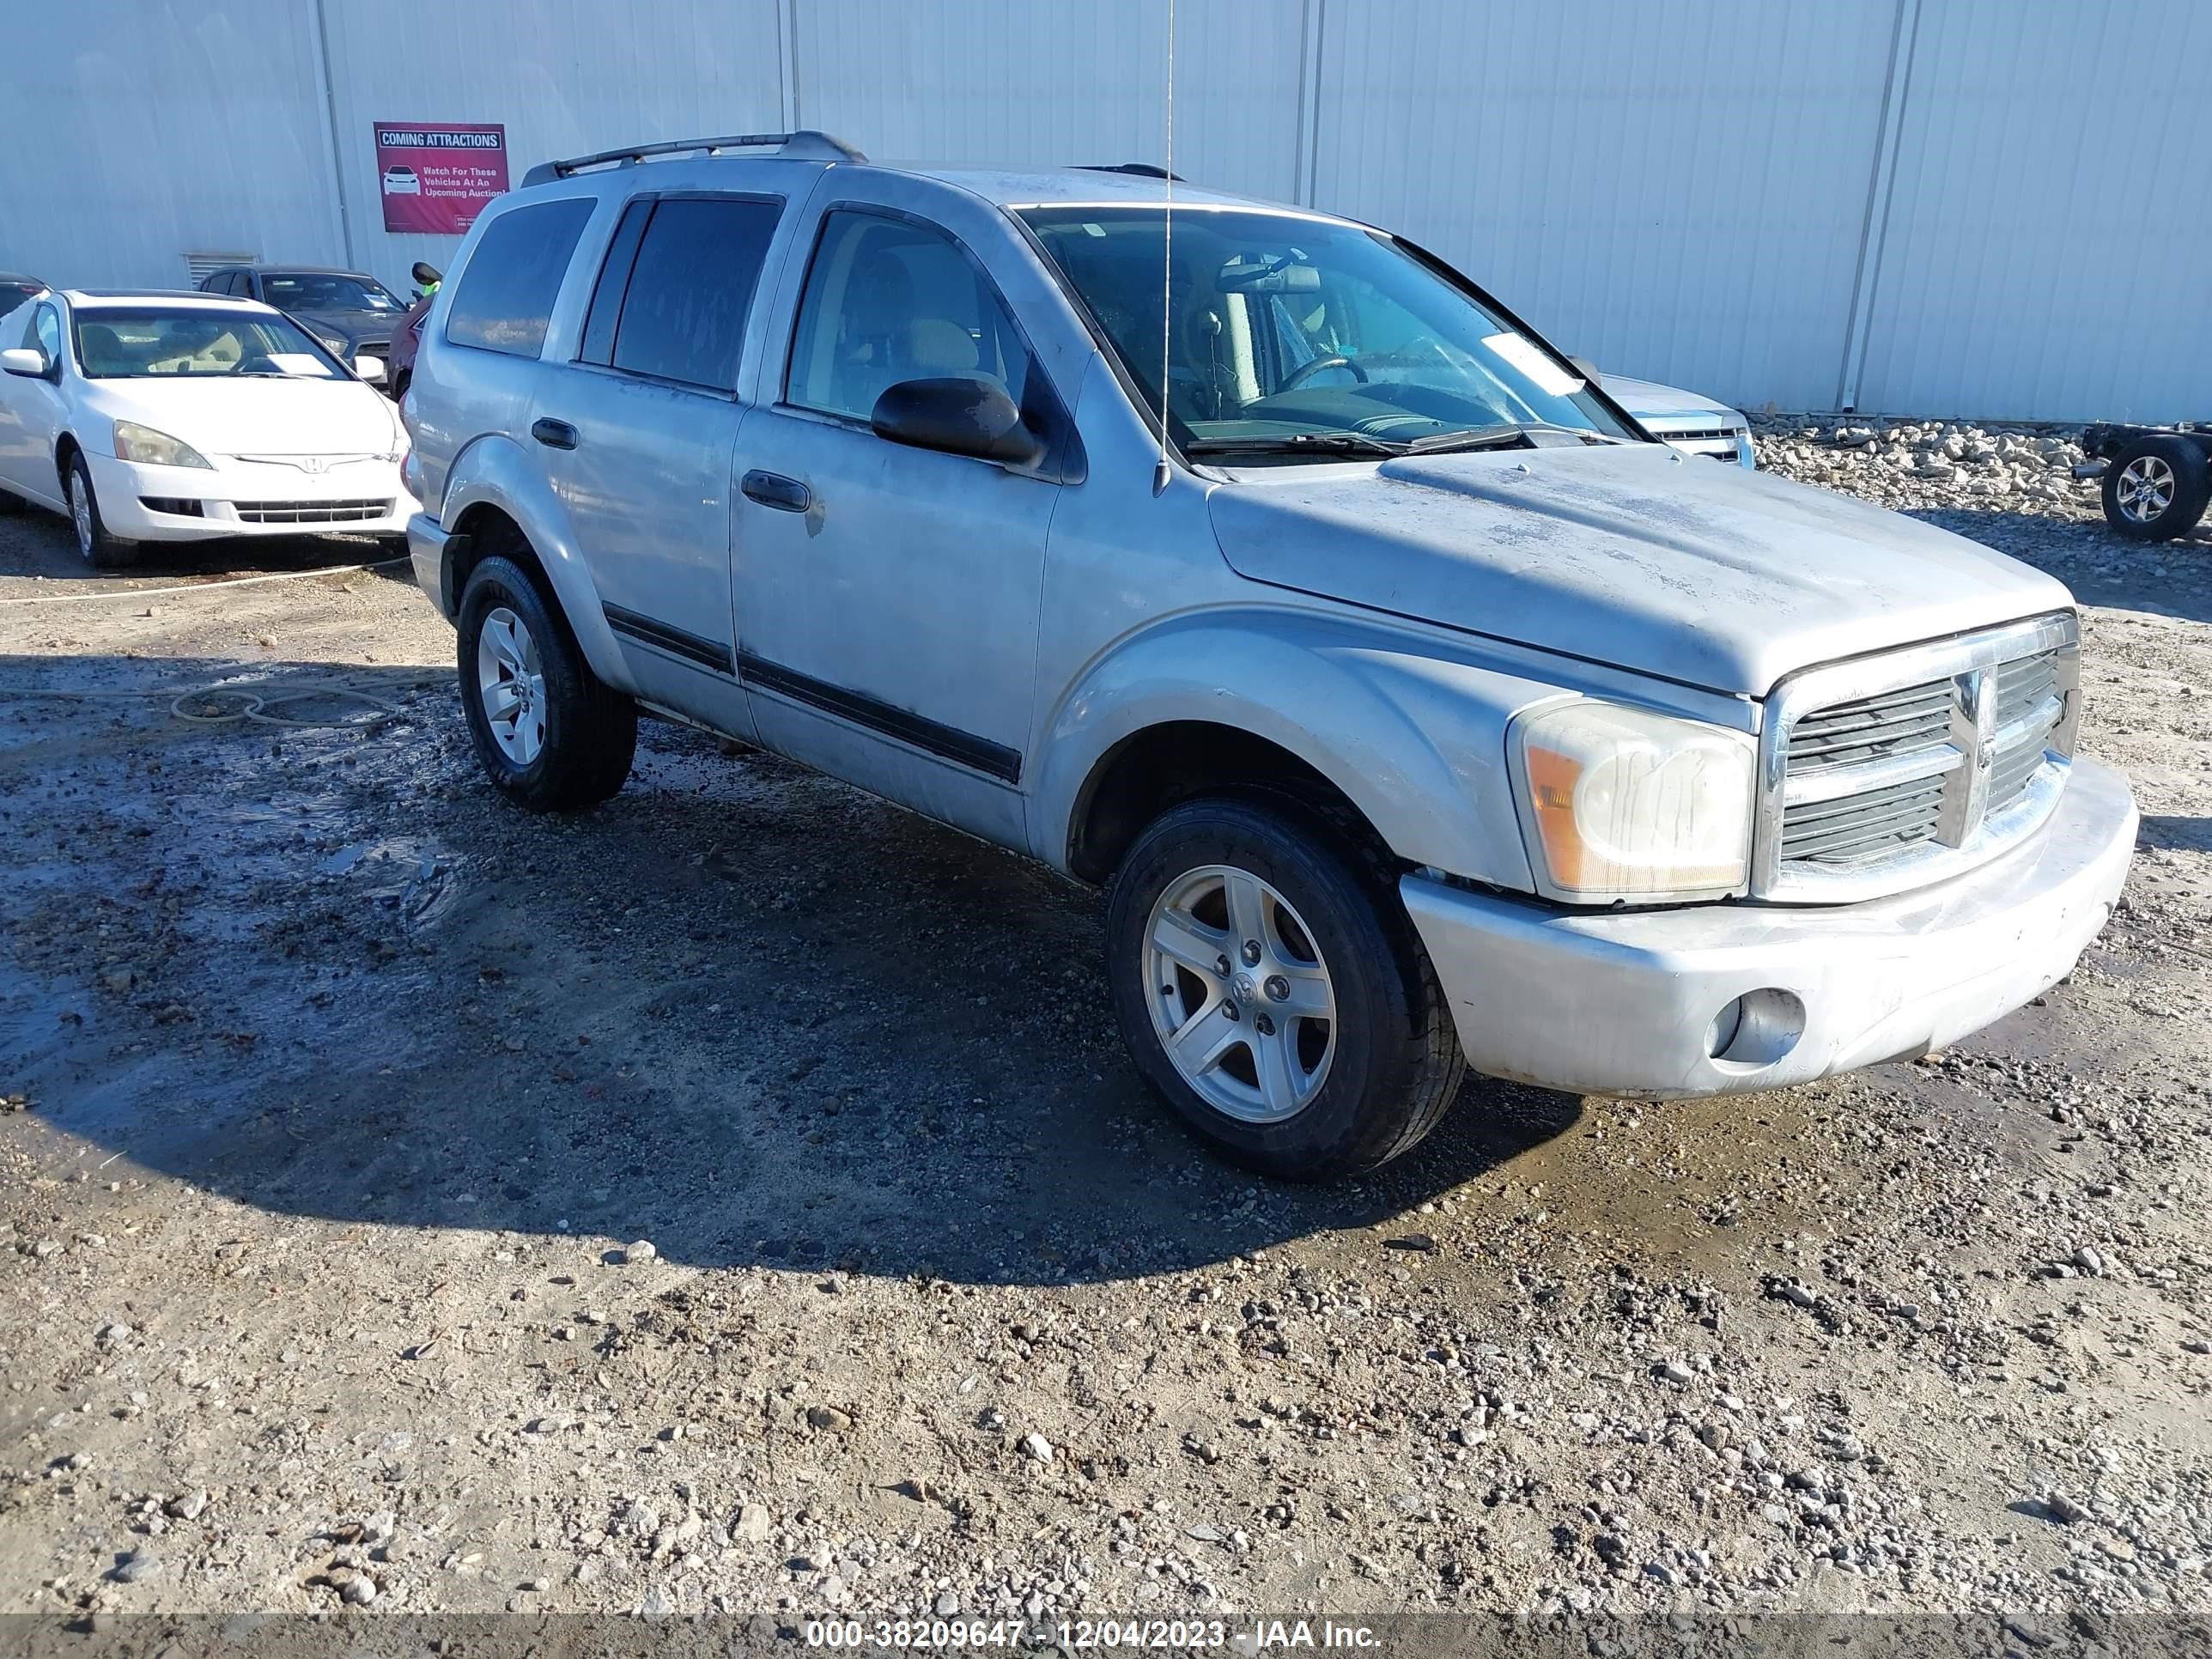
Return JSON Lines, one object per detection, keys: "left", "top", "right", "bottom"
{"left": 1279, "top": 354, "right": 1368, "bottom": 392}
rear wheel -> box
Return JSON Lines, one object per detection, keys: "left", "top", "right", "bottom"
{"left": 456, "top": 554, "right": 636, "bottom": 810}
{"left": 2102, "top": 434, "right": 2210, "bottom": 541}
{"left": 66, "top": 453, "right": 137, "bottom": 568}
{"left": 1106, "top": 797, "right": 1465, "bottom": 1181}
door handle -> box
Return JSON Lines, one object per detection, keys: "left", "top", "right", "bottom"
{"left": 741, "top": 470, "right": 811, "bottom": 513}
{"left": 531, "top": 417, "right": 578, "bottom": 450}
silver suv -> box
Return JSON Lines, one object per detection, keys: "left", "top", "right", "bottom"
{"left": 404, "top": 132, "right": 2136, "bottom": 1180}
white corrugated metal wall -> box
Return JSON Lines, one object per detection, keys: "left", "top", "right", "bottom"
{"left": 2, "top": 0, "right": 2205, "bottom": 422}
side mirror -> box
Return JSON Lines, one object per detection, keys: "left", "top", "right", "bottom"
{"left": 411, "top": 261, "right": 442, "bottom": 287}
{"left": 354, "top": 354, "right": 386, "bottom": 384}
{"left": 871, "top": 377, "right": 1043, "bottom": 468}
{"left": 0, "top": 347, "right": 53, "bottom": 381}
{"left": 1567, "top": 356, "right": 1601, "bottom": 387}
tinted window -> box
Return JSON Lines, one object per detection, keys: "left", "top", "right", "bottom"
{"left": 601, "top": 197, "right": 780, "bottom": 392}
{"left": 29, "top": 303, "right": 61, "bottom": 361}
{"left": 445, "top": 198, "right": 595, "bottom": 358}
{"left": 578, "top": 199, "right": 653, "bottom": 367}
{"left": 787, "top": 210, "right": 1031, "bottom": 422}
{"left": 262, "top": 272, "right": 401, "bottom": 313}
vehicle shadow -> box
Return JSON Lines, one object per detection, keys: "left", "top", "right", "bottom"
{"left": 0, "top": 651, "right": 1587, "bottom": 1288}
{"left": 0, "top": 501, "right": 408, "bottom": 586}
{"left": 2139, "top": 814, "right": 2212, "bottom": 853}
{"left": 1899, "top": 503, "right": 2212, "bottom": 625}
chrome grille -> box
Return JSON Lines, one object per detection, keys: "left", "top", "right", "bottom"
{"left": 1784, "top": 678, "right": 1952, "bottom": 771}
{"left": 1643, "top": 419, "right": 1750, "bottom": 465}
{"left": 1755, "top": 613, "right": 2080, "bottom": 902}
{"left": 1779, "top": 770, "right": 1946, "bottom": 865}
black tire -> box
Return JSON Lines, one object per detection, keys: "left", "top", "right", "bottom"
{"left": 2101, "top": 434, "right": 2210, "bottom": 542}
{"left": 1106, "top": 796, "right": 1466, "bottom": 1181}
{"left": 456, "top": 553, "right": 636, "bottom": 811}
{"left": 66, "top": 452, "right": 138, "bottom": 568}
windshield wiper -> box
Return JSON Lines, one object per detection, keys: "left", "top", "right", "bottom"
{"left": 1184, "top": 432, "right": 1407, "bottom": 459}
{"left": 1401, "top": 422, "right": 1627, "bottom": 456}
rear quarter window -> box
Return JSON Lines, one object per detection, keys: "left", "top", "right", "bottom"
{"left": 581, "top": 195, "right": 781, "bottom": 392}
{"left": 444, "top": 198, "right": 595, "bottom": 359}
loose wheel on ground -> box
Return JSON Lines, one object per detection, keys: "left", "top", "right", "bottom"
{"left": 2101, "top": 434, "right": 2210, "bottom": 542}
{"left": 455, "top": 552, "right": 637, "bottom": 811}
{"left": 1106, "top": 795, "right": 1465, "bottom": 1181}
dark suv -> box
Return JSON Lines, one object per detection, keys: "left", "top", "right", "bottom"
{"left": 197, "top": 264, "right": 408, "bottom": 376}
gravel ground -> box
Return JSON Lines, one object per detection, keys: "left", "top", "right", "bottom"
{"left": 1, "top": 424, "right": 2209, "bottom": 1647}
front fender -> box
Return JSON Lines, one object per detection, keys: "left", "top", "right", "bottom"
{"left": 439, "top": 434, "right": 633, "bottom": 691}
{"left": 1030, "top": 608, "right": 1574, "bottom": 890}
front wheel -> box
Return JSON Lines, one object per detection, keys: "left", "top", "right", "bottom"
{"left": 67, "top": 453, "right": 137, "bottom": 568}
{"left": 456, "top": 554, "right": 637, "bottom": 811}
{"left": 1106, "top": 797, "right": 1466, "bottom": 1181}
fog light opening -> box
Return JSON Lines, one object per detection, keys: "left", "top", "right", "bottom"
{"left": 1705, "top": 988, "right": 1806, "bottom": 1069}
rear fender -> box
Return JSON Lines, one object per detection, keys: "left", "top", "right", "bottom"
{"left": 438, "top": 433, "right": 632, "bottom": 690}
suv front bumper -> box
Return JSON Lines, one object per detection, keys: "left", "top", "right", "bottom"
{"left": 1401, "top": 757, "right": 2136, "bottom": 1099}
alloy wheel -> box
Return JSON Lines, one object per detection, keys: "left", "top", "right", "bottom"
{"left": 70, "top": 474, "right": 94, "bottom": 560}
{"left": 477, "top": 605, "right": 547, "bottom": 765}
{"left": 2115, "top": 453, "right": 2177, "bottom": 523}
{"left": 1144, "top": 863, "right": 1337, "bottom": 1123}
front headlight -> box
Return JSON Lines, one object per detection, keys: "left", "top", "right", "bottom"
{"left": 112, "top": 421, "right": 211, "bottom": 469}
{"left": 1510, "top": 699, "right": 1756, "bottom": 900}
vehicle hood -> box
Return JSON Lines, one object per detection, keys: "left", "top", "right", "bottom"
{"left": 1206, "top": 441, "right": 2073, "bottom": 696}
{"left": 88, "top": 376, "right": 401, "bottom": 459}
{"left": 286, "top": 304, "right": 397, "bottom": 346}
{"left": 1604, "top": 374, "right": 1742, "bottom": 422}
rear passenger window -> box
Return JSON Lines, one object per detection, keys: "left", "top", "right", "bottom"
{"left": 445, "top": 198, "right": 595, "bottom": 358}
{"left": 580, "top": 196, "right": 780, "bottom": 392}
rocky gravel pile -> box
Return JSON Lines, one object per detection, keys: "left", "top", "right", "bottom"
{"left": 1748, "top": 413, "right": 2100, "bottom": 516}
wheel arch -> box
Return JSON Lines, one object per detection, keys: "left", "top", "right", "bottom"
{"left": 1036, "top": 611, "right": 1553, "bottom": 892}
{"left": 436, "top": 433, "right": 632, "bottom": 689}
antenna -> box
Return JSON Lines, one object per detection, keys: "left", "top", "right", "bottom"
{"left": 1152, "top": 0, "right": 1176, "bottom": 495}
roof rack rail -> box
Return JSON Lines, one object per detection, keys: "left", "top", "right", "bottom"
{"left": 522, "top": 130, "right": 865, "bottom": 187}
{"left": 1073, "top": 162, "right": 1185, "bottom": 182}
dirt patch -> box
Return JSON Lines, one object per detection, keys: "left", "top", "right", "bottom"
{"left": 2, "top": 461, "right": 2208, "bottom": 1632}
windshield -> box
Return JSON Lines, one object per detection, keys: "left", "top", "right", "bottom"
{"left": 1020, "top": 206, "right": 1637, "bottom": 458}
{"left": 259, "top": 273, "right": 401, "bottom": 313}
{"left": 72, "top": 309, "right": 344, "bottom": 379}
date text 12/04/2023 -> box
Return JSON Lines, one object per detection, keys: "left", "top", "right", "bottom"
{"left": 802, "top": 1619, "right": 1382, "bottom": 1650}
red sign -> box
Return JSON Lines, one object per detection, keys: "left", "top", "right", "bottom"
{"left": 373, "top": 122, "right": 509, "bottom": 234}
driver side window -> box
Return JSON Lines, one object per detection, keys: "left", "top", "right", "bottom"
{"left": 785, "top": 210, "right": 1030, "bottom": 423}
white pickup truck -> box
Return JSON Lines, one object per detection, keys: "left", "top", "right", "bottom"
{"left": 400, "top": 134, "right": 2136, "bottom": 1180}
